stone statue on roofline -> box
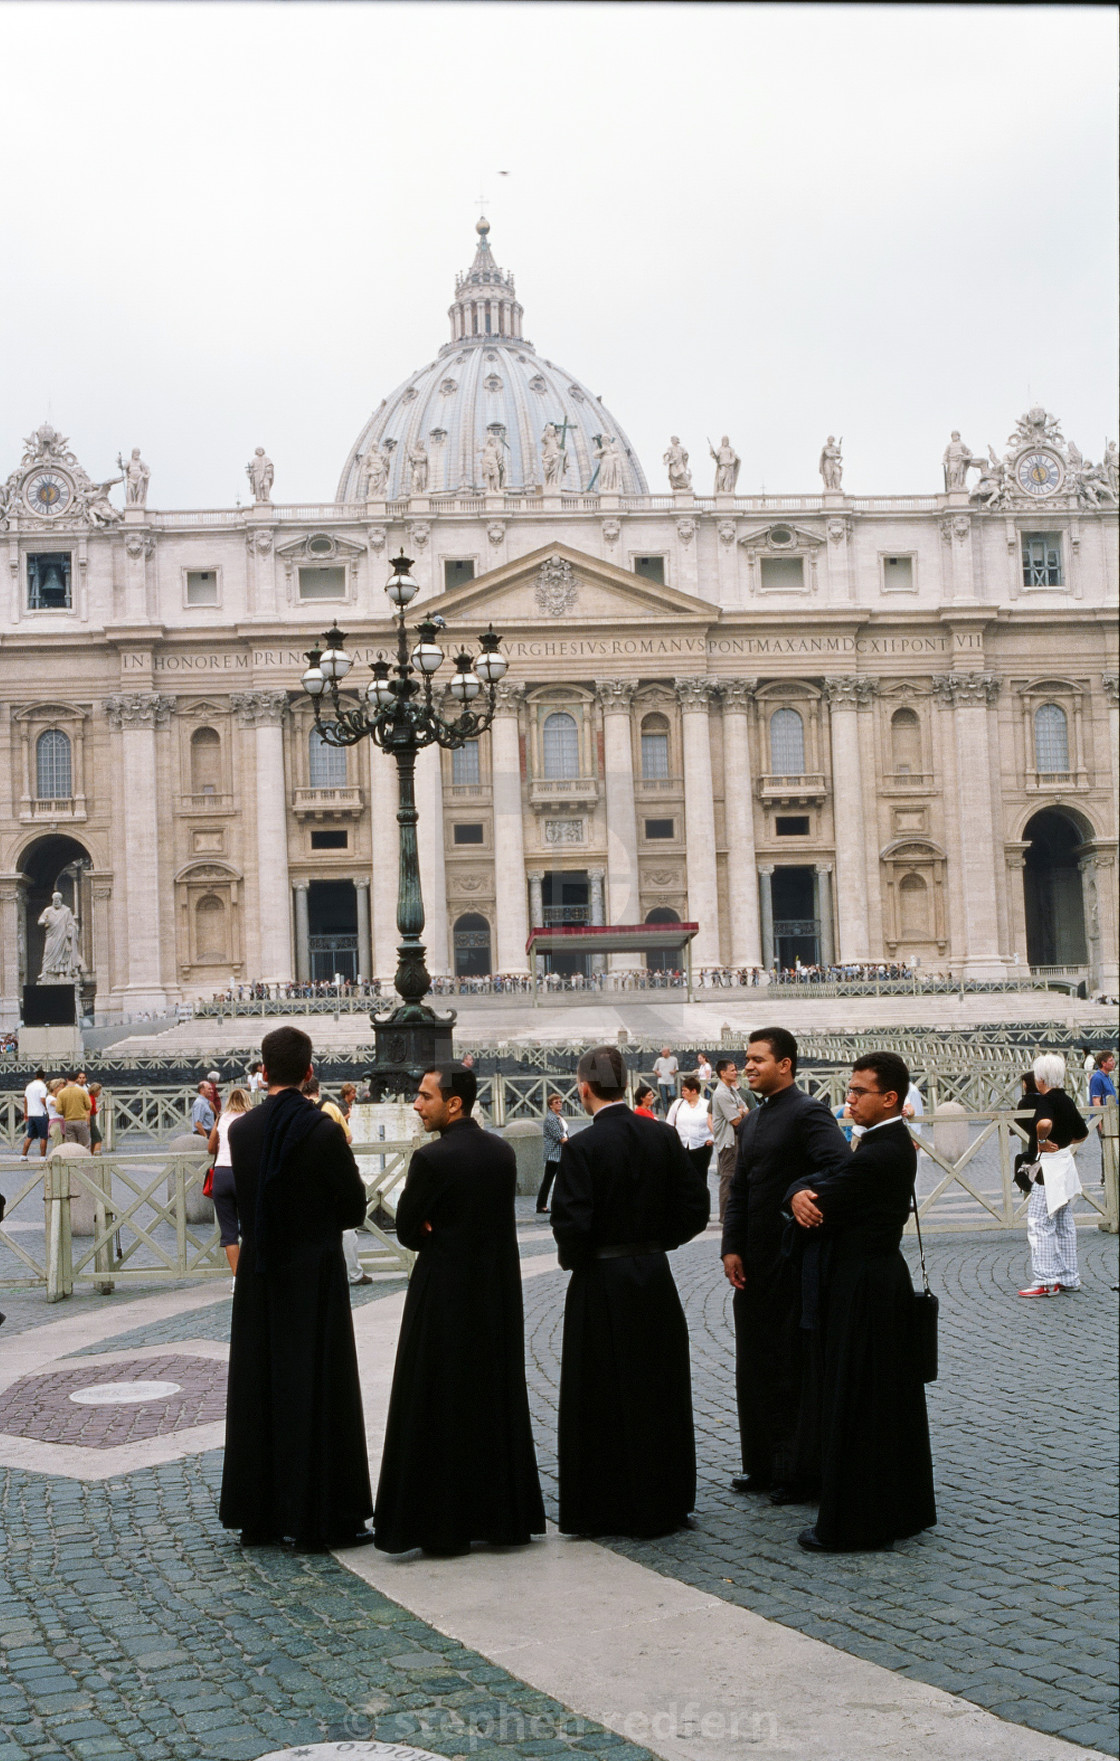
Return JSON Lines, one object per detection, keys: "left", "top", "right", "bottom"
{"left": 818, "top": 435, "right": 843, "bottom": 491}
{"left": 709, "top": 434, "right": 740, "bottom": 493}
{"left": 941, "top": 431, "right": 979, "bottom": 491}
{"left": 664, "top": 436, "right": 692, "bottom": 491}
{"left": 246, "top": 447, "right": 274, "bottom": 502}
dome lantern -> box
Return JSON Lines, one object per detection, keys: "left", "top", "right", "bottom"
{"left": 448, "top": 216, "right": 525, "bottom": 345}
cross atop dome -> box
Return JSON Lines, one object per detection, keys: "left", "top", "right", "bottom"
{"left": 449, "top": 217, "right": 526, "bottom": 345}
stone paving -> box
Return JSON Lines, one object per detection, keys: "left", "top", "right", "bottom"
{"left": 522, "top": 1222, "right": 1120, "bottom": 1757}
{"left": 0, "top": 1354, "right": 226, "bottom": 1447}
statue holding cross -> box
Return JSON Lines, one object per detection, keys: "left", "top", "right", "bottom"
{"left": 541, "top": 421, "right": 571, "bottom": 487}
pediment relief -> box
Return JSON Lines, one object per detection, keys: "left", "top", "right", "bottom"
{"left": 1014, "top": 676, "right": 1086, "bottom": 697}
{"left": 419, "top": 542, "right": 715, "bottom": 629}
{"left": 753, "top": 679, "right": 823, "bottom": 702}
{"left": 176, "top": 697, "right": 233, "bottom": 719}
{"left": 276, "top": 533, "right": 366, "bottom": 564}
{"left": 12, "top": 701, "right": 91, "bottom": 723}
{"left": 737, "top": 521, "right": 824, "bottom": 552}
{"left": 174, "top": 859, "right": 242, "bottom": 883}
{"left": 881, "top": 837, "right": 946, "bottom": 862}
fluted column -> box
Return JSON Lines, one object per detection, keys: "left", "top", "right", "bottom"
{"left": 932, "top": 672, "right": 1007, "bottom": 977}
{"left": 416, "top": 743, "right": 449, "bottom": 976}
{"left": 293, "top": 881, "right": 311, "bottom": 982}
{"left": 675, "top": 677, "right": 721, "bottom": 966}
{"left": 721, "top": 679, "right": 761, "bottom": 966}
{"left": 355, "top": 878, "right": 371, "bottom": 981}
{"left": 231, "top": 690, "right": 292, "bottom": 985}
{"left": 370, "top": 747, "right": 400, "bottom": 984}
{"left": 824, "top": 677, "right": 875, "bottom": 962}
{"left": 491, "top": 684, "right": 530, "bottom": 973}
{"left": 759, "top": 864, "right": 775, "bottom": 969}
{"left": 598, "top": 680, "right": 641, "bottom": 929}
{"left": 815, "top": 863, "right": 835, "bottom": 965}
{"left": 103, "top": 692, "right": 177, "bottom": 1005}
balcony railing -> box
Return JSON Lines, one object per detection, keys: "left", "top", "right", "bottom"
{"left": 758, "top": 773, "right": 828, "bottom": 801}
{"left": 528, "top": 776, "right": 600, "bottom": 809}
{"left": 542, "top": 906, "right": 591, "bottom": 926}
{"left": 19, "top": 797, "right": 86, "bottom": 823}
{"left": 291, "top": 786, "right": 364, "bottom": 818}
{"left": 1027, "top": 771, "right": 1087, "bottom": 792}
{"left": 446, "top": 782, "right": 491, "bottom": 800}
{"left": 635, "top": 774, "right": 684, "bottom": 794}
{"left": 176, "top": 792, "right": 235, "bottom": 814}
{"left": 880, "top": 772, "right": 935, "bottom": 794}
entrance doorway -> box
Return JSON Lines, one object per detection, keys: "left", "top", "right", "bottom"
{"left": 644, "top": 907, "right": 681, "bottom": 972}
{"left": 453, "top": 913, "right": 492, "bottom": 978}
{"left": 1023, "top": 810, "right": 1087, "bottom": 967}
{"left": 19, "top": 834, "right": 93, "bottom": 992}
{"left": 307, "top": 880, "right": 358, "bottom": 981}
{"left": 542, "top": 870, "right": 590, "bottom": 977}
{"left": 771, "top": 866, "right": 820, "bottom": 968}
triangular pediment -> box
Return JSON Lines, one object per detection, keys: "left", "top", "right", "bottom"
{"left": 421, "top": 542, "right": 715, "bottom": 629}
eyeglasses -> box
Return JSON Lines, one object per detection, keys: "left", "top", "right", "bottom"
{"left": 846, "top": 1083, "right": 881, "bottom": 1098}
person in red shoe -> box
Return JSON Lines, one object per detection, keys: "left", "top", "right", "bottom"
{"left": 1017, "top": 1052, "right": 1088, "bottom": 1298}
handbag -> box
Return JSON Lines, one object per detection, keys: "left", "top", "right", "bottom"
{"left": 910, "top": 1188, "right": 939, "bottom": 1384}
{"left": 202, "top": 1166, "right": 214, "bottom": 1199}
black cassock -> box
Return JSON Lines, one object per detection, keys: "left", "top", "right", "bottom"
{"left": 374, "top": 1117, "right": 545, "bottom": 1554}
{"left": 787, "top": 1118, "right": 936, "bottom": 1548}
{"left": 552, "top": 1104, "right": 710, "bottom": 1538}
{"left": 721, "top": 1084, "right": 850, "bottom": 1487}
{"left": 219, "top": 1091, "right": 373, "bottom": 1546}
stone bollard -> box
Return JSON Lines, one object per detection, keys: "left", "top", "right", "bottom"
{"left": 498, "top": 1119, "right": 545, "bottom": 1197}
{"left": 166, "top": 1133, "right": 214, "bottom": 1225}
{"left": 49, "top": 1142, "right": 98, "bottom": 1236}
{"left": 932, "top": 1100, "right": 971, "bottom": 1167}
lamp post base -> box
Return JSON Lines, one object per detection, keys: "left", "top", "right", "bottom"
{"left": 368, "top": 1005, "right": 457, "bottom": 1099}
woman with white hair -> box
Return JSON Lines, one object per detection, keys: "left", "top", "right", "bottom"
{"left": 1018, "top": 1052, "right": 1088, "bottom": 1298}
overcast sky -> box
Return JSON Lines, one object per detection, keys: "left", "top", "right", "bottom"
{"left": 1, "top": 2, "right": 1115, "bottom": 506}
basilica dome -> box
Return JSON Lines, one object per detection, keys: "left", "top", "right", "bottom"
{"left": 335, "top": 220, "right": 648, "bottom": 502}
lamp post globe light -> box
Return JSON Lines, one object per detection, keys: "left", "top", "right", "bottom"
{"left": 299, "top": 552, "right": 507, "bottom": 1092}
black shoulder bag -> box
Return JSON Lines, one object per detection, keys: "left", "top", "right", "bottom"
{"left": 910, "top": 1189, "right": 939, "bottom": 1384}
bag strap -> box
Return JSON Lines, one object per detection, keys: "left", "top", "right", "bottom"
{"left": 910, "top": 1186, "right": 930, "bottom": 1295}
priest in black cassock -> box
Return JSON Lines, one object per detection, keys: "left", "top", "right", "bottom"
{"left": 721, "top": 1027, "right": 850, "bottom": 1503}
{"left": 219, "top": 1025, "right": 373, "bottom": 1552}
{"left": 374, "top": 1064, "right": 545, "bottom": 1555}
{"left": 553, "top": 1044, "right": 710, "bottom": 1539}
{"left": 787, "top": 1051, "right": 936, "bottom": 1552}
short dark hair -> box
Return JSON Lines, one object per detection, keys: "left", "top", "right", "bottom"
{"left": 300, "top": 1077, "right": 321, "bottom": 1097}
{"left": 716, "top": 1058, "right": 736, "bottom": 1076}
{"left": 577, "top": 1044, "right": 627, "bottom": 1101}
{"left": 634, "top": 1083, "right": 655, "bottom": 1107}
{"left": 681, "top": 1076, "right": 701, "bottom": 1094}
{"left": 748, "top": 1027, "right": 798, "bottom": 1076}
{"left": 426, "top": 1063, "right": 477, "bottom": 1115}
{"left": 1096, "top": 1052, "right": 1115, "bottom": 1069}
{"left": 34, "top": 1067, "right": 45, "bottom": 1080}
{"left": 261, "top": 1025, "right": 313, "bottom": 1088}
{"left": 852, "top": 1051, "right": 910, "bottom": 1110}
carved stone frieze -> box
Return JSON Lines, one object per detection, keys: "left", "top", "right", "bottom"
{"left": 717, "top": 520, "right": 736, "bottom": 546}
{"left": 931, "top": 672, "right": 1000, "bottom": 707}
{"left": 487, "top": 522, "right": 507, "bottom": 546}
{"left": 601, "top": 519, "right": 621, "bottom": 544}
{"left": 676, "top": 518, "right": 696, "bottom": 545}
{"left": 1102, "top": 671, "right": 1119, "bottom": 706}
{"left": 535, "top": 553, "right": 577, "bottom": 618}
{"left": 407, "top": 521, "right": 431, "bottom": 548}
{"left": 230, "top": 689, "right": 290, "bottom": 728}
{"left": 125, "top": 534, "right": 155, "bottom": 559}
{"left": 246, "top": 531, "right": 273, "bottom": 555}
{"left": 103, "top": 692, "right": 177, "bottom": 729}
{"left": 544, "top": 818, "right": 585, "bottom": 845}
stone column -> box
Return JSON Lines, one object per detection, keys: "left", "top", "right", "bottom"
{"left": 528, "top": 870, "right": 545, "bottom": 975}
{"left": 0, "top": 874, "right": 24, "bottom": 1028}
{"left": 598, "top": 681, "right": 641, "bottom": 929}
{"left": 355, "top": 878, "right": 371, "bottom": 981}
{"left": 416, "top": 743, "right": 449, "bottom": 976}
{"left": 491, "top": 684, "right": 530, "bottom": 974}
{"left": 675, "top": 677, "right": 721, "bottom": 966}
{"left": 823, "top": 677, "right": 875, "bottom": 962}
{"left": 815, "top": 862, "right": 835, "bottom": 965}
{"left": 293, "top": 882, "right": 311, "bottom": 982}
{"left": 1104, "top": 673, "right": 1119, "bottom": 823}
{"left": 758, "top": 864, "right": 775, "bottom": 970}
{"left": 588, "top": 865, "right": 606, "bottom": 974}
{"left": 90, "top": 873, "right": 113, "bottom": 1018}
{"left": 932, "top": 673, "right": 1007, "bottom": 978}
{"left": 231, "top": 691, "right": 293, "bottom": 985}
{"left": 370, "top": 746, "right": 400, "bottom": 985}
{"left": 721, "top": 680, "right": 762, "bottom": 966}
{"left": 103, "top": 692, "right": 177, "bottom": 1007}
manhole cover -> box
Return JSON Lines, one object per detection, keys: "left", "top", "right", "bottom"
{"left": 69, "top": 1381, "right": 183, "bottom": 1406}
{"left": 255, "top": 1747, "right": 443, "bottom": 1761}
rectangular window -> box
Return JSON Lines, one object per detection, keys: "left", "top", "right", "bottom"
{"left": 452, "top": 741, "right": 481, "bottom": 785}
{"left": 644, "top": 818, "right": 675, "bottom": 840}
{"left": 298, "top": 566, "right": 346, "bottom": 600}
{"left": 444, "top": 558, "right": 476, "bottom": 589}
{"left": 27, "top": 553, "right": 72, "bottom": 611}
{"left": 1022, "top": 533, "right": 1064, "bottom": 588}
{"left": 775, "top": 816, "right": 811, "bottom": 836}
{"left": 453, "top": 822, "right": 485, "bottom": 845}
{"left": 759, "top": 556, "right": 805, "bottom": 591}
{"left": 310, "top": 829, "right": 348, "bottom": 850}
{"left": 186, "top": 570, "right": 219, "bottom": 606}
{"left": 640, "top": 732, "right": 670, "bottom": 779}
{"left": 633, "top": 556, "right": 666, "bottom": 584}
{"left": 882, "top": 555, "right": 914, "bottom": 591}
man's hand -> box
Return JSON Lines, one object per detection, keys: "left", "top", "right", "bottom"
{"left": 722, "top": 1253, "right": 746, "bottom": 1290}
{"left": 1036, "top": 1118, "right": 1057, "bottom": 1153}
{"left": 791, "top": 1189, "right": 823, "bottom": 1228}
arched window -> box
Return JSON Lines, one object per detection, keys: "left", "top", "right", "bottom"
{"left": 36, "top": 729, "right": 72, "bottom": 800}
{"left": 542, "top": 711, "right": 580, "bottom": 780}
{"left": 309, "top": 726, "right": 347, "bottom": 788}
{"left": 640, "top": 713, "right": 670, "bottom": 781}
{"left": 452, "top": 740, "right": 481, "bottom": 785}
{"left": 1034, "top": 703, "right": 1069, "bottom": 773}
{"left": 190, "top": 726, "right": 221, "bottom": 795}
{"left": 195, "top": 893, "right": 227, "bottom": 963}
{"left": 890, "top": 707, "right": 922, "bottom": 775}
{"left": 769, "top": 707, "right": 805, "bottom": 775}
{"left": 453, "top": 911, "right": 491, "bottom": 978}
{"left": 898, "top": 872, "right": 930, "bottom": 940}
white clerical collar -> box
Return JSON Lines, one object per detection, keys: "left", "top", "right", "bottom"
{"left": 861, "top": 1114, "right": 905, "bottom": 1134}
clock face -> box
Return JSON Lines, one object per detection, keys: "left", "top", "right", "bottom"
{"left": 1016, "top": 450, "right": 1063, "bottom": 497}
{"left": 24, "top": 471, "right": 74, "bottom": 517}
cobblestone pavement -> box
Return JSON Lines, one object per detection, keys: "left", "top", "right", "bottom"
{"left": 523, "top": 1223, "right": 1120, "bottom": 1757}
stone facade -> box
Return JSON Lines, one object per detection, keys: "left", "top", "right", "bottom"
{"left": 1, "top": 233, "right": 1116, "bottom": 1019}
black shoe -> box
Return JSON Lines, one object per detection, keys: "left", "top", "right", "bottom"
{"left": 329, "top": 1528, "right": 376, "bottom": 1550}
{"left": 770, "top": 1484, "right": 817, "bottom": 1506}
{"left": 239, "top": 1530, "right": 285, "bottom": 1547}
{"left": 731, "top": 1475, "right": 770, "bottom": 1495}
{"left": 798, "top": 1525, "right": 892, "bottom": 1553}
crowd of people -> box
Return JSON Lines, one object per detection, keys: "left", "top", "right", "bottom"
{"left": 18, "top": 1068, "right": 103, "bottom": 1156}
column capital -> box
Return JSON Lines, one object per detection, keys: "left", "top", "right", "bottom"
{"left": 720, "top": 677, "right": 758, "bottom": 711}
{"left": 587, "top": 866, "right": 606, "bottom": 882}
{"left": 526, "top": 868, "right": 545, "bottom": 883}
{"left": 353, "top": 876, "right": 370, "bottom": 893}
{"left": 230, "top": 689, "right": 289, "bottom": 728}
{"left": 813, "top": 861, "right": 834, "bottom": 875}
{"left": 1102, "top": 671, "right": 1119, "bottom": 706}
{"left": 822, "top": 675, "right": 877, "bottom": 708}
{"left": 493, "top": 681, "right": 526, "bottom": 715}
{"left": 674, "top": 675, "right": 718, "bottom": 712}
{"left": 597, "top": 678, "right": 636, "bottom": 712}
{"left": 931, "top": 672, "right": 1000, "bottom": 707}
{"left": 292, "top": 878, "right": 310, "bottom": 892}
{"left": 102, "top": 691, "right": 177, "bottom": 730}
{"left": 758, "top": 862, "right": 776, "bottom": 876}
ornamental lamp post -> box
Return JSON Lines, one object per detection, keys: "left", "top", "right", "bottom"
{"left": 299, "top": 553, "right": 507, "bottom": 1093}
